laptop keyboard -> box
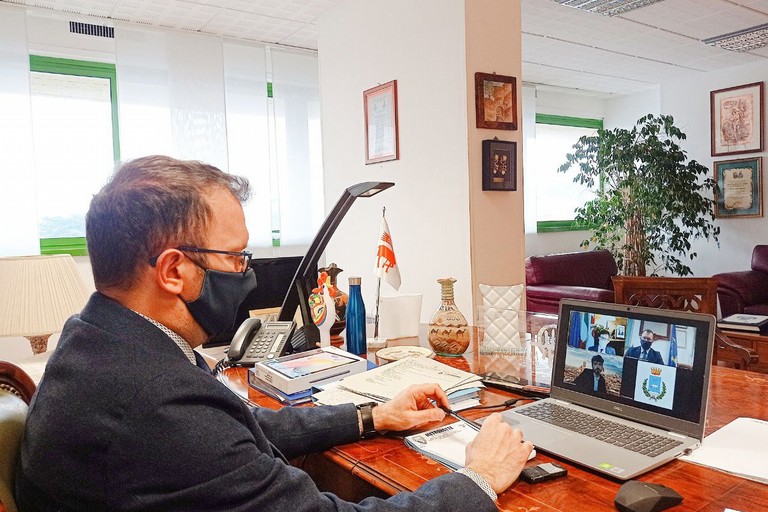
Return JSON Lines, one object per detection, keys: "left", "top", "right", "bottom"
{"left": 516, "top": 402, "right": 683, "bottom": 458}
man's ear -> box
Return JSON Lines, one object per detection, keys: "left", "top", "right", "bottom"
{"left": 152, "top": 249, "right": 189, "bottom": 295}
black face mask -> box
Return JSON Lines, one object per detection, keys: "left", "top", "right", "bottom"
{"left": 185, "top": 268, "right": 257, "bottom": 338}
{"left": 640, "top": 339, "right": 653, "bottom": 351}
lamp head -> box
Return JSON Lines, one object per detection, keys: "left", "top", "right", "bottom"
{"left": 348, "top": 182, "right": 394, "bottom": 198}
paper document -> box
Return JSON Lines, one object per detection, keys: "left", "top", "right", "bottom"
{"left": 405, "top": 421, "right": 536, "bottom": 470}
{"left": 311, "top": 381, "right": 375, "bottom": 406}
{"left": 338, "top": 356, "right": 483, "bottom": 402}
{"left": 680, "top": 417, "right": 768, "bottom": 484}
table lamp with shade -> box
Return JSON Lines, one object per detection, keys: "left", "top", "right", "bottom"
{"left": 0, "top": 254, "right": 90, "bottom": 354}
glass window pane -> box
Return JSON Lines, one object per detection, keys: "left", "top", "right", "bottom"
{"left": 534, "top": 123, "right": 596, "bottom": 222}
{"left": 30, "top": 72, "right": 114, "bottom": 238}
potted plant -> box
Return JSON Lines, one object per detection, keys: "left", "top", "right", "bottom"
{"left": 559, "top": 114, "right": 720, "bottom": 276}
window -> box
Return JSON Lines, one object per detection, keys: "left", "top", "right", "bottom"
{"left": 29, "top": 56, "right": 119, "bottom": 255}
{"left": 533, "top": 114, "right": 602, "bottom": 233}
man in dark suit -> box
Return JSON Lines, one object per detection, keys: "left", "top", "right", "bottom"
{"left": 572, "top": 354, "right": 607, "bottom": 396}
{"left": 17, "top": 156, "right": 532, "bottom": 512}
{"left": 625, "top": 329, "right": 665, "bottom": 364}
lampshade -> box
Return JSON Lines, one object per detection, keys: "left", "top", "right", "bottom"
{"left": 0, "top": 254, "right": 90, "bottom": 354}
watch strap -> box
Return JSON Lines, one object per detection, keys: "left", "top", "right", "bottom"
{"left": 357, "top": 402, "right": 378, "bottom": 439}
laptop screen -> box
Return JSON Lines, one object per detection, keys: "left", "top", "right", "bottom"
{"left": 552, "top": 300, "right": 715, "bottom": 438}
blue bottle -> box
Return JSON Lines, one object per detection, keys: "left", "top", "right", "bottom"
{"left": 346, "top": 276, "right": 366, "bottom": 355}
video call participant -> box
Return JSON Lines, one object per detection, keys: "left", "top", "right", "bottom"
{"left": 572, "top": 354, "right": 607, "bottom": 396}
{"left": 588, "top": 332, "right": 616, "bottom": 355}
{"left": 16, "top": 156, "right": 533, "bottom": 512}
{"left": 625, "top": 329, "right": 665, "bottom": 364}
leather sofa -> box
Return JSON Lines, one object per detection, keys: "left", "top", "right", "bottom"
{"left": 713, "top": 245, "right": 768, "bottom": 318}
{"left": 525, "top": 250, "right": 618, "bottom": 314}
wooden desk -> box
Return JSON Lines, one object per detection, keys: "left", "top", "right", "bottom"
{"left": 211, "top": 334, "right": 768, "bottom": 511}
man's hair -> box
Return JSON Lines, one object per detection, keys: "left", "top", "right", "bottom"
{"left": 86, "top": 155, "right": 251, "bottom": 291}
{"left": 641, "top": 329, "right": 655, "bottom": 339}
{"left": 591, "top": 354, "right": 604, "bottom": 364}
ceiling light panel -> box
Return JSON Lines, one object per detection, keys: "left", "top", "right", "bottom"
{"left": 555, "top": 0, "right": 667, "bottom": 16}
{"left": 703, "top": 23, "right": 768, "bottom": 52}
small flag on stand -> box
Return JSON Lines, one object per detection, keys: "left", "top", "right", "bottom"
{"left": 668, "top": 324, "right": 678, "bottom": 367}
{"left": 374, "top": 214, "right": 401, "bottom": 291}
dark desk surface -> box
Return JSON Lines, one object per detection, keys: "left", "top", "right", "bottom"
{"left": 206, "top": 327, "right": 768, "bottom": 511}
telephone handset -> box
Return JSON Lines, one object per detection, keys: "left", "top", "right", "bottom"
{"left": 226, "top": 318, "right": 319, "bottom": 367}
{"left": 227, "top": 318, "right": 295, "bottom": 366}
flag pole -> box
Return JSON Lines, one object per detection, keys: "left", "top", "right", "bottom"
{"left": 373, "top": 206, "right": 385, "bottom": 341}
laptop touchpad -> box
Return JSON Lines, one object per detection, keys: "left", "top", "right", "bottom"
{"left": 501, "top": 413, "right": 573, "bottom": 446}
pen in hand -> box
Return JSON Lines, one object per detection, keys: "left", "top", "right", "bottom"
{"left": 434, "top": 403, "right": 482, "bottom": 431}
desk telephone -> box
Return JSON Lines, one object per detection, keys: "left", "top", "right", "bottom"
{"left": 226, "top": 317, "right": 318, "bottom": 366}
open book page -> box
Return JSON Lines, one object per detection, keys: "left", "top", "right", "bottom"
{"left": 680, "top": 417, "right": 768, "bottom": 484}
{"left": 405, "top": 421, "right": 536, "bottom": 470}
{"left": 338, "top": 356, "right": 483, "bottom": 401}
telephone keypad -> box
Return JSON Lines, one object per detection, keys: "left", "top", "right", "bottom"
{"left": 233, "top": 321, "right": 295, "bottom": 366}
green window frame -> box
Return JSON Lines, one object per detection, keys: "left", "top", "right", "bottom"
{"left": 29, "top": 55, "right": 120, "bottom": 256}
{"left": 535, "top": 113, "right": 603, "bottom": 233}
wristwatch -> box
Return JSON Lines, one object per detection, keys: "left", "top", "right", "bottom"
{"left": 356, "top": 402, "right": 378, "bottom": 439}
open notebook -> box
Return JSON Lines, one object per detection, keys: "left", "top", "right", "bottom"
{"left": 502, "top": 299, "right": 715, "bottom": 480}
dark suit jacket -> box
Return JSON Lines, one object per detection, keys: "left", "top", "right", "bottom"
{"left": 17, "top": 292, "right": 493, "bottom": 512}
{"left": 625, "top": 345, "right": 664, "bottom": 364}
{"left": 572, "top": 369, "right": 606, "bottom": 395}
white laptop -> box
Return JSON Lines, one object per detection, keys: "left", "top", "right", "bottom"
{"left": 502, "top": 299, "right": 716, "bottom": 480}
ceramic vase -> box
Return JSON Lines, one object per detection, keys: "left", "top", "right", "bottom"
{"left": 428, "top": 277, "right": 470, "bottom": 357}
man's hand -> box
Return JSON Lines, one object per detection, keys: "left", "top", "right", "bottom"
{"left": 371, "top": 384, "right": 450, "bottom": 432}
{"left": 464, "top": 413, "right": 533, "bottom": 494}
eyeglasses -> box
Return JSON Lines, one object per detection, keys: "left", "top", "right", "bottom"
{"left": 640, "top": 336, "right": 654, "bottom": 342}
{"left": 149, "top": 246, "right": 252, "bottom": 274}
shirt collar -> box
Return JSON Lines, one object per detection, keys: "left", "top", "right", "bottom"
{"left": 132, "top": 311, "right": 197, "bottom": 365}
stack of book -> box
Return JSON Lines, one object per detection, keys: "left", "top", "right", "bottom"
{"left": 247, "top": 372, "right": 314, "bottom": 406}
{"left": 247, "top": 346, "right": 368, "bottom": 405}
{"left": 717, "top": 314, "right": 768, "bottom": 335}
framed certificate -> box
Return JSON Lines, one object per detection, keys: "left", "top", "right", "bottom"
{"left": 714, "top": 157, "right": 763, "bottom": 218}
{"left": 364, "top": 80, "right": 399, "bottom": 164}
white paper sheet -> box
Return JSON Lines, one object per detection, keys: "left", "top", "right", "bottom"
{"left": 680, "top": 417, "right": 768, "bottom": 484}
{"left": 338, "top": 356, "right": 483, "bottom": 401}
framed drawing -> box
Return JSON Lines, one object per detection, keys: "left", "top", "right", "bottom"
{"left": 710, "top": 82, "right": 764, "bottom": 156}
{"left": 714, "top": 157, "right": 763, "bottom": 218}
{"left": 475, "top": 72, "right": 517, "bottom": 130}
{"left": 364, "top": 80, "right": 399, "bottom": 164}
{"left": 482, "top": 139, "right": 517, "bottom": 191}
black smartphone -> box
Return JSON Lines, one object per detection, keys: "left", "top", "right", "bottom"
{"left": 520, "top": 462, "right": 567, "bottom": 484}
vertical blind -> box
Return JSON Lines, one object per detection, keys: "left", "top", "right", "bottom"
{"left": 0, "top": 9, "right": 322, "bottom": 256}
{"left": 114, "top": 23, "right": 323, "bottom": 250}
{"left": 0, "top": 6, "right": 39, "bottom": 257}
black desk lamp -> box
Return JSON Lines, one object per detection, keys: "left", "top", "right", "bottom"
{"left": 279, "top": 181, "right": 394, "bottom": 325}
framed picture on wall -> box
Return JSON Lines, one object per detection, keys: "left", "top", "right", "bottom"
{"left": 710, "top": 82, "right": 764, "bottom": 156}
{"left": 482, "top": 139, "right": 517, "bottom": 191}
{"left": 474, "top": 72, "right": 517, "bottom": 130}
{"left": 714, "top": 157, "right": 763, "bottom": 218}
{"left": 364, "top": 80, "right": 399, "bottom": 164}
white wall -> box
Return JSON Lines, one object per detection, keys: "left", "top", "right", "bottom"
{"left": 604, "top": 87, "right": 661, "bottom": 129}
{"left": 317, "top": 0, "right": 473, "bottom": 323}
{"left": 661, "top": 60, "right": 768, "bottom": 276}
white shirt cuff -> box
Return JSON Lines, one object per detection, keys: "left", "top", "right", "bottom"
{"left": 457, "top": 467, "right": 497, "bottom": 501}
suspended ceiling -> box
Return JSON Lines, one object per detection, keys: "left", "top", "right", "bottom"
{"left": 2, "top": 0, "right": 767, "bottom": 98}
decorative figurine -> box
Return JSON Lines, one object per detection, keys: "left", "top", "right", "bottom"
{"left": 318, "top": 263, "right": 348, "bottom": 347}
{"left": 309, "top": 271, "right": 336, "bottom": 348}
